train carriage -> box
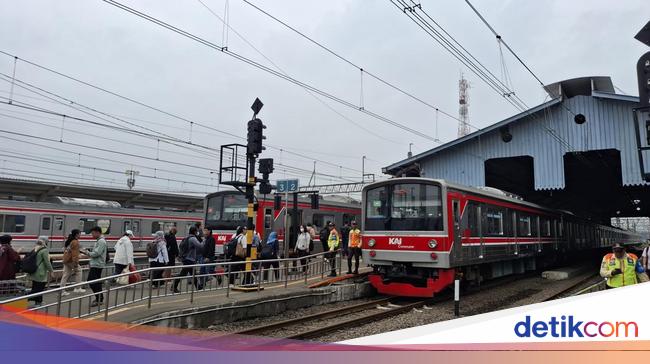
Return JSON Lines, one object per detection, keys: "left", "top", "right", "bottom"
{"left": 0, "top": 198, "right": 202, "bottom": 253}
{"left": 204, "top": 190, "right": 361, "bottom": 256}
{"left": 362, "top": 178, "right": 643, "bottom": 297}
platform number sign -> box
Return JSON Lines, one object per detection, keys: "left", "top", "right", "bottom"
{"left": 277, "top": 179, "right": 299, "bottom": 193}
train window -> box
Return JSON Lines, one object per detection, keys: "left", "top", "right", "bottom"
{"left": 132, "top": 220, "right": 140, "bottom": 235}
{"left": 206, "top": 195, "right": 223, "bottom": 221}
{"left": 54, "top": 217, "right": 64, "bottom": 231}
{"left": 390, "top": 183, "right": 443, "bottom": 231}
{"left": 2, "top": 214, "right": 26, "bottom": 233}
{"left": 41, "top": 217, "right": 51, "bottom": 230}
{"left": 313, "top": 213, "right": 335, "bottom": 232}
{"left": 79, "top": 218, "right": 111, "bottom": 234}
{"left": 465, "top": 202, "right": 480, "bottom": 236}
{"left": 485, "top": 207, "right": 504, "bottom": 236}
{"left": 517, "top": 215, "right": 532, "bottom": 237}
{"left": 151, "top": 221, "right": 178, "bottom": 233}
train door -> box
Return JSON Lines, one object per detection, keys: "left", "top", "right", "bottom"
{"left": 52, "top": 215, "right": 65, "bottom": 250}
{"left": 123, "top": 219, "right": 142, "bottom": 248}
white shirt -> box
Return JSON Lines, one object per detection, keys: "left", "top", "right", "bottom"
{"left": 113, "top": 235, "right": 134, "bottom": 265}
{"left": 295, "top": 232, "right": 310, "bottom": 251}
{"left": 643, "top": 247, "right": 649, "bottom": 270}
{"left": 237, "top": 234, "right": 247, "bottom": 249}
{"left": 148, "top": 240, "right": 169, "bottom": 264}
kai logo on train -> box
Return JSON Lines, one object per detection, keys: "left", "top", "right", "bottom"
{"left": 388, "top": 237, "right": 402, "bottom": 246}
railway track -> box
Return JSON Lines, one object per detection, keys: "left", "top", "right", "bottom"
{"left": 541, "top": 273, "right": 601, "bottom": 302}
{"left": 234, "top": 296, "right": 438, "bottom": 340}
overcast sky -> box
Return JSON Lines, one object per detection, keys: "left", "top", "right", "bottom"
{"left": 0, "top": 0, "right": 647, "bottom": 196}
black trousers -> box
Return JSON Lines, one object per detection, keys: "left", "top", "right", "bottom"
{"left": 87, "top": 267, "right": 104, "bottom": 302}
{"left": 262, "top": 258, "right": 280, "bottom": 280}
{"left": 30, "top": 281, "right": 47, "bottom": 304}
{"left": 229, "top": 256, "right": 245, "bottom": 284}
{"left": 150, "top": 261, "right": 166, "bottom": 287}
{"left": 173, "top": 259, "right": 199, "bottom": 291}
{"left": 329, "top": 250, "right": 337, "bottom": 274}
{"left": 297, "top": 249, "right": 309, "bottom": 271}
{"left": 114, "top": 263, "right": 127, "bottom": 277}
{"left": 348, "top": 247, "right": 361, "bottom": 273}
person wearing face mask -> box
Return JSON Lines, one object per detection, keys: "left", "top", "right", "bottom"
{"left": 294, "top": 225, "right": 310, "bottom": 272}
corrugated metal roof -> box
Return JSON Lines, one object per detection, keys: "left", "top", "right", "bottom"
{"left": 384, "top": 76, "right": 643, "bottom": 191}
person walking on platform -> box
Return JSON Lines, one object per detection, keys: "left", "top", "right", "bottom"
{"left": 28, "top": 236, "right": 54, "bottom": 306}
{"left": 81, "top": 227, "right": 107, "bottom": 306}
{"left": 347, "top": 221, "right": 362, "bottom": 275}
{"left": 294, "top": 225, "right": 311, "bottom": 272}
{"left": 172, "top": 226, "right": 204, "bottom": 293}
{"left": 200, "top": 228, "right": 216, "bottom": 287}
{"left": 113, "top": 230, "right": 135, "bottom": 278}
{"left": 60, "top": 229, "right": 84, "bottom": 295}
{"left": 327, "top": 222, "right": 340, "bottom": 277}
{"left": 340, "top": 222, "right": 351, "bottom": 258}
{"left": 0, "top": 235, "right": 21, "bottom": 282}
{"left": 149, "top": 231, "right": 169, "bottom": 287}
{"left": 165, "top": 227, "right": 179, "bottom": 267}
{"left": 261, "top": 231, "right": 280, "bottom": 281}
{"left": 600, "top": 243, "right": 645, "bottom": 289}
{"left": 319, "top": 221, "right": 331, "bottom": 254}
{"left": 643, "top": 243, "right": 650, "bottom": 275}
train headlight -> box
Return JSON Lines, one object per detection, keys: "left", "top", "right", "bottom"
{"left": 428, "top": 239, "right": 438, "bottom": 249}
{"left": 369, "top": 250, "right": 377, "bottom": 257}
{"left": 368, "top": 239, "right": 376, "bottom": 247}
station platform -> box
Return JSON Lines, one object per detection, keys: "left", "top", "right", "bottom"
{"left": 16, "top": 267, "right": 372, "bottom": 328}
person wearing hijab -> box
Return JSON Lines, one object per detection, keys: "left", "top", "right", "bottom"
{"left": 149, "top": 231, "right": 169, "bottom": 287}
{"left": 28, "top": 236, "right": 54, "bottom": 306}
{"left": 261, "top": 231, "right": 280, "bottom": 281}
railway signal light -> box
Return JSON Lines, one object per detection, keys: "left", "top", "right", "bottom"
{"left": 247, "top": 118, "right": 266, "bottom": 155}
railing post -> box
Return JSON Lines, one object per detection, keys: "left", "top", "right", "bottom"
{"left": 321, "top": 254, "right": 325, "bottom": 279}
{"left": 226, "top": 264, "right": 231, "bottom": 298}
{"left": 190, "top": 266, "right": 196, "bottom": 303}
{"left": 284, "top": 261, "right": 289, "bottom": 288}
{"left": 104, "top": 283, "right": 111, "bottom": 321}
{"left": 147, "top": 272, "right": 153, "bottom": 309}
{"left": 257, "top": 263, "right": 262, "bottom": 292}
{"left": 338, "top": 249, "right": 342, "bottom": 276}
{"left": 56, "top": 289, "right": 62, "bottom": 318}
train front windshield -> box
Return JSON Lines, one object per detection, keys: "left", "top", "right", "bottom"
{"left": 364, "top": 182, "right": 444, "bottom": 231}
{"left": 205, "top": 193, "right": 248, "bottom": 230}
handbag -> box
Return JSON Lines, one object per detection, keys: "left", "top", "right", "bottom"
{"left": 235, "top": 241, "right": 246, "bottom": 259}
{"left": 116, "top": 267, "right": 130, "bottom": 285}
{"left": 128, "top": 264, "right": 142, "bottom": 284}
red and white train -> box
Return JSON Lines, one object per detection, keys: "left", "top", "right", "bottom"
{"left": 361, "top": 178, "right": 643, "bottom": 297}
{"left": 204, "top": 190, "right": 361, "bottom": 256}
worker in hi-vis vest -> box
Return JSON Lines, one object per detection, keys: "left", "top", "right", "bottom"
{"left": 599, "top": 243, "right": 646, "bottom": 288}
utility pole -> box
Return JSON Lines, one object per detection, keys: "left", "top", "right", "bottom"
{"left": 362, "top": 156, "right": 366, "bottom": 183}
{"left": 458, "top": 73, "right": 471, "bottom": 138}
{"left": 125, "top": 169, "right": 139, "bottom": 190}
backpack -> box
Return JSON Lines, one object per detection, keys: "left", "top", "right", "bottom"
{"left": 224, "top": 235, "right": 239, "bottom": 259}
{"left": 146, "top": 241, "right": 159, "bottom": 259}
{"left": 260, "top": 240, "right": 273, "bottom": 259}
{"left": 178, "top": 236, "right": 190, "bottom": 259}
{"left": 319, "top": 228, "right": 329, "bottom": 244}
{"left": 21, "top": 250, "right": 39, "bottom": 274}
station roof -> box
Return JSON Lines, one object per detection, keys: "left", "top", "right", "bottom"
{"left": 384, "top": 76, "right": 639, "bottom": 175}
{"left": 0, "top": 177, "right": 204, "bottom": 211}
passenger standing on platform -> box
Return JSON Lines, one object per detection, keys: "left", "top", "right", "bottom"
{"left": 261, "top": 231, "right": 279, "bottom": 281}
{"left": 149, "top": 231, "right": 169, "bottom": 287}
{"left": 600, "top": 243, "right": 645, "bottom": 289}
{"left": 165, "top": 227, "right": 179, "bottom": 266}
{"left": 200, "top": 228, "right": 216, "bottom": 287}
{"left": 28, "top": 236, "right": 53, "bottom": 306}
{"left": 319, "top": 222, "right": 331, "bottom": 254}
{"left": 347, "top": 221, "right": 362, "bottom": 275}
{"left": 295, "top": 225, "right": 310, "bottom": 272}
{"left": 306, "top": 223, "right": 316, "bottom": 251}
{"left": 340, "top": 222, "right": 351, "bottom": 258}
{"left": 113, "top": 230, "right": 135, "bottom": 277}
{"left": 172, "top": 226, "right": 204, "bottom": 293}
{"left": 0, "top": 235, "right": 21, "bottom": 281}
{"left": 81, "top": 226, "right": 107, "bottom": 306}
{"left": 60, "top": 229, "right": 84, "bottom": 295}
{"left": 195, "top": 222, "right": 204, "bottom": 242}
{"left": 230, "top": 226, "right": 247, "bottom": 285}
{"left": 327, "top": 222, "right": 340, "bottom": 277}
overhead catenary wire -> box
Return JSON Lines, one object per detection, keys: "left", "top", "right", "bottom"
{"left": 0, "top": 50, "right": 368, "bottom": 175}
{"left": 99, "top": 0, "right": 439, "bottom": 143}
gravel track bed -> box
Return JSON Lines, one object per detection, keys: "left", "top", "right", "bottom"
{"left": 205, "top": 297, "right": 379, "bottom": 334}
{"left": 315, "top": 271, "right": 596, "bottom": 342}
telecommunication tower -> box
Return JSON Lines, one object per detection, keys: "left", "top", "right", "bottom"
{"left": 458, "top": 73, "right": 471, "bottom": 137}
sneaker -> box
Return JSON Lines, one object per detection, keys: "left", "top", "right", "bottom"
{"left": 61, "top": 291, "right": 71, "bottom": 296}
{"left": 90, "top": 300, "right": 101, "bottom": 307}
{"left": 172, "top": 289, "right": 181, "bottom": 294}
{"left": 73, "top": 288, "right": 86, "bottom": 293}
{"left": 346, "top": 271, "right": 352, "bottom": 275}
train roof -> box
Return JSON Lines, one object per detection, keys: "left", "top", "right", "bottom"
{"left": 0, "top": 199, "right": 202, "bottom": 218}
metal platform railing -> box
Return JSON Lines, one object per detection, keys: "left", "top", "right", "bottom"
{"left": 0, "top": 250, "right": 344, "bottom": 321}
